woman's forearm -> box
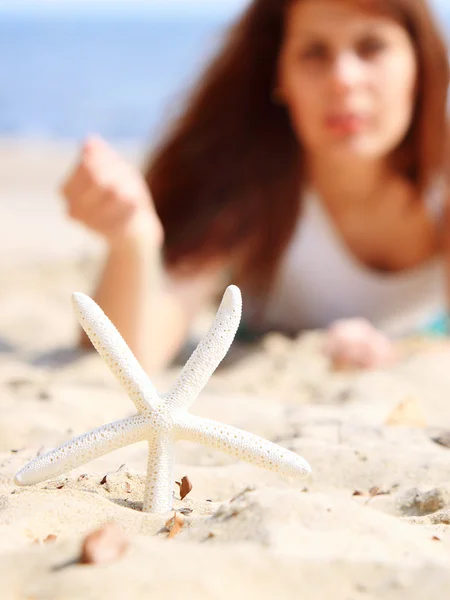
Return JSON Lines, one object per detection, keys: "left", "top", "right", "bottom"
{"left": 81, "top": 235, "right": 190, "bottom": 374}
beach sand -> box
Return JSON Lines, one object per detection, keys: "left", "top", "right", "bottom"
{"left": 1, "top": 140, "right": 450, "bottom": 599}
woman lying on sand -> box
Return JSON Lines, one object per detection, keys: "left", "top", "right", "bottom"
{"left": 61, "top": 0, "right": 449, "bottom": 373}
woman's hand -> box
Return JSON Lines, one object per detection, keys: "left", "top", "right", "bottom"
{"left": 61, "top": 135, "right": 163, "bottom": 249}
{"left": 323, "top": 318, "right": 399, "bottom": 370}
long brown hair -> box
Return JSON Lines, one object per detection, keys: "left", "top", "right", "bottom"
{"left": 146, "top": 0, "right": 449, "bottom": 296}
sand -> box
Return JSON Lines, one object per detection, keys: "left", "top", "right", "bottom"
{"left": 1, "top": 140, "right": 450, "bottom": 599}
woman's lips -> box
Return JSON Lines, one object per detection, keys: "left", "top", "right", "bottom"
{"left": 325, "top": 113, "right": 368, "bottom": 134}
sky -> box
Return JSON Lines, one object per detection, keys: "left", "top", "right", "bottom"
{"left": 0, "top": 0, "right": 250, "bottom": 15}
{"left": 0, "top": 0, "right": 446, "bottom": 19}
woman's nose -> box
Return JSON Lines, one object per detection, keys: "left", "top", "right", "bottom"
{"left": 329, "top": 52, "right": 364, "bottom": 92}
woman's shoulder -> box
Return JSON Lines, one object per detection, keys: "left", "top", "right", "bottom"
{"left": 424, "top": 176, "right": 448, "bottom": 222}
{"left": 391, "top": 175, "right": 447, "bottom": 220}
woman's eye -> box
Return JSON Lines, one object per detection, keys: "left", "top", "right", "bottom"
{"left": 357, "top": 38, "right": 387, "bottom": 58}
{"left": 300, "top": 44, "right": 329, "bottom": 61}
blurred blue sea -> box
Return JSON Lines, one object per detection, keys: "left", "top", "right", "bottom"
{"left": 0, "top": 9, "right": 233, "bottom": 143}
{"left": 0, "top": 3, "right": 448, "bottom": 143}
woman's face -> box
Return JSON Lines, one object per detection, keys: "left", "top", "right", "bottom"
{"left": 277, "top": 0, "right": 418, "bottom": 164}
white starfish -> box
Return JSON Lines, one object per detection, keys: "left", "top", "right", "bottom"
{"left": 15, "top": 286, "right": 311, "bottom": 513}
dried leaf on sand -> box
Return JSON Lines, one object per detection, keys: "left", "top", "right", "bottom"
{"left": 165, "top": 512, "right": 185, "bottom": 539}
{"left": 175, "top": 476, "right": 193, "bottom": 500}
{"left": 385, "top": 397, "right": 427, "bottom": 428}
{"left": 79, "top": 522, "right": 129, "bottom": 566}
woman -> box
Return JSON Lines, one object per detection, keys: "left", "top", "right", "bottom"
{"left": 62, "top": 0, "right": 449, "bottom": 372}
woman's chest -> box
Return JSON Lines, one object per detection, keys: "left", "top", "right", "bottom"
{"left": 325, "top": 197, "right": 440, "bottom": 273}
{"left": 259, "top": 193, "right": 446, "bottom": 335}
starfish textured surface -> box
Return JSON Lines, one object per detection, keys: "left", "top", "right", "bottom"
{"left": 15, "top": 286, "right": 312, "bottom": 513}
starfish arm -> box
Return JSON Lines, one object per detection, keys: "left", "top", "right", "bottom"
{"left": 174, "top": 414, "right": 312, "bottom": 478}
{"left": 14, "top": 415, "right": 149, "bottom": 486}
{"left": 143, "top": 435, "right": 175, "bottom": 513}
{"left": 72, "top": 293, "right": 159, "bottom": 412}
{"left": 166, "top": 285, "right": 242, "bottom": 410}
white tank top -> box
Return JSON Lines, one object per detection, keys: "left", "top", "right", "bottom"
{"left": 261, "top": 191, "right": 446, "bottom": 337}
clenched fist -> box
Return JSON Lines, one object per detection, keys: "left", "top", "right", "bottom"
{"left": 323, "top": 318, "right": 399, "bottom": 370}
{"left": 61, "top": 135, "right": 163, "bottom": 249}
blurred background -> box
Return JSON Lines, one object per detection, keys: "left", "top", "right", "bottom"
{"left": 0, "top": 0, "right": 448, "bottom": 265}
{"left": 0, "top": 0, "right": 447, "bottom": 144}
{"left": 0, "top": 0, "right": 249, "bottom": 268}
{"left": 0, "top": 0, "right": 250, "bottom": 143}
